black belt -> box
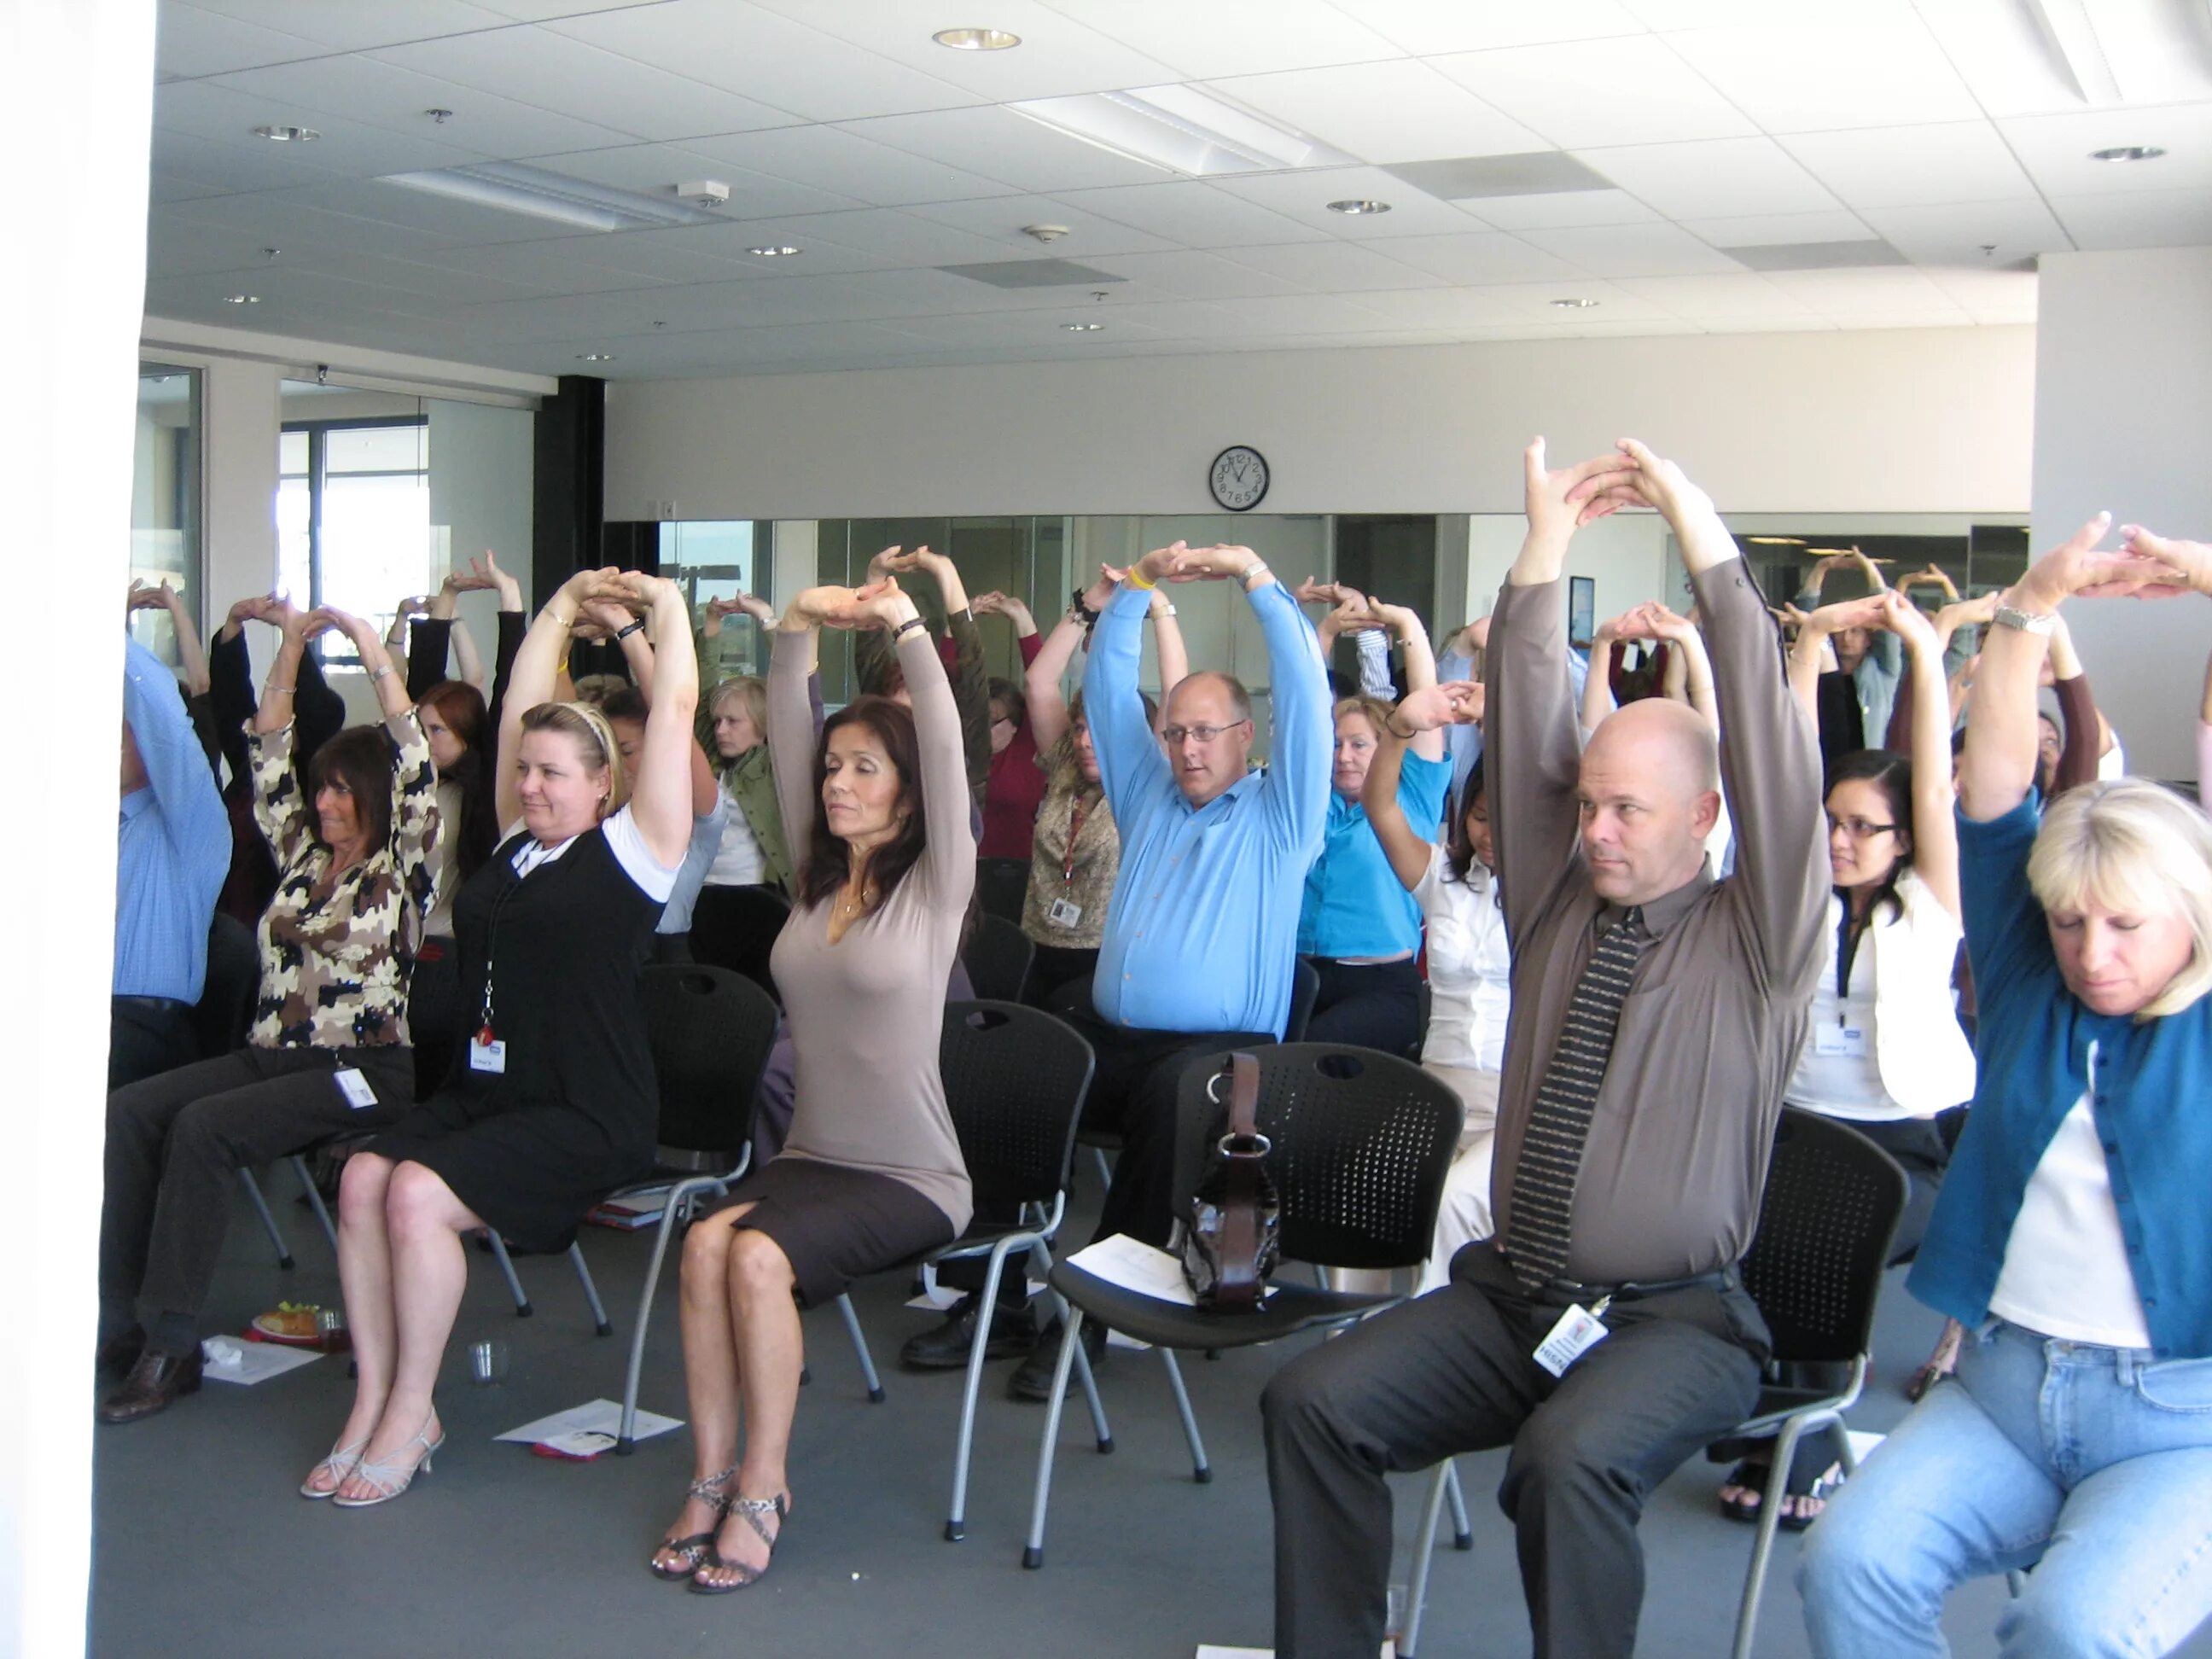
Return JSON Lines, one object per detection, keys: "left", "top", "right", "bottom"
{"left": 113, "top": 994, "right": 188, "bottom": 1014}
{"left": 1541, "top": 1266, "right": 1738, "bottom": 1302}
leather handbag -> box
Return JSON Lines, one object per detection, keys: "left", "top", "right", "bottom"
{"left": 1173, "top": 1052, "right": 1281, "bottom": 1312}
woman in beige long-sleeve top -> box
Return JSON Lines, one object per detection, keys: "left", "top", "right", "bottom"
{"left": 649, "top": 564, "right": 975, "bottom": 1596}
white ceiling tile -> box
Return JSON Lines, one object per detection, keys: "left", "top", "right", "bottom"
{"left": 1203, "top": 60, "right": 1545, "bottom": 166}
{"left": 146, "top": 209, "right": 297, "bottom": 276}
{"left": 1212, "top": 240, "right": 1445, "bottom": 293}
{"left": 372, "top": 26, "right": 794, "bottom": 144}
{"left": 1431, "top": 35, "right": 1756, "bottom": 148}
{"left": 673, "top": 125, "right": 1019, "bottom": 209}
{"left": 1817, "top": 311, "right": 1976, "bottom": 331}
{"left": 840, "top": 106, "right": 1173, "bottom": 194}
{"left": 1924, "top": 267, "right": 2039, "bottom": 311}
{"left": 1462, "top": 189, "right": 1662, "bottom": 230}
{"left": 149, "top": 126, "right": 352, "bottom": 196}
{"left": 1037, "top": 0, "right": 1405, "bottom": 79}
{"left": 714, "top": 207, "right": 1037, "bottom": 268}
{"left": 1455, "top": 281, "right": 1679, "bottom": 322}
{"left": 1676, "top": 210, "right": 1872, "bottom": 247}
{"left": 1622, "top": 0, "right": 1920, "bottom": 26}
{"left": 544, "top": 2, "right": 975, "bottom": 125}
{"left": 1208, "top": 167, "right": 1487, "bottom": 238}
{"left": 207, "top": 55, "right": 640, "bottom": 158}
{"left": 520, "top": 145, "right": 863, "bottom": 218}
{"left": 178, "top": 0, "right": 517, "bottom": 51}
{"left": 1615, "top": 271, "right": 1819, "bottom": 317}
{"left": 1076, "top": 250, "right": 1311, "bottom": 301}
{"left": 879, "top": 306, "right": 1172, "bottom": 349}
{"left": 1997, "top": 106, "right": 2212, "bottom": 199}
{"left": 899, "top": 197, "right": 1181, "bottom": 258}
{"left": 1054, "top": 182, "right": 1329, "bottom": 247}
{"left": 1762, "top": 268, "right": 1963, "bottom": 313}
{"left": 1368, "top": 230, "right": 1589, "bottom": 285}
{"left": 1327, "top": 286, "right": 1523, "bottom": 328}
{"left": 1663, "top": 18, "right": 1980, "bottom": 133}
{"left": 1346, "top": 0, "right": 1648, "bottom": 55}
{"left": 1856, "top": 199, "right": 2072, "bottom": 268}
{"left": 157, "top": 188, "right": 466, "bottom": 257}
{"left": 154, "top": 79, "right": 483, "bottom": 178}
{"left": 268, "top": 247, "right": 560, "bottom": 304}
{"left": 450, "top": 288, "right": 673, "bottom": 343}
{"left": 745, "top": 0, "right": 1184, "bottom": 100}
{"left": 466, "top": 0, "right": 663, "bottom": 16}
{"left": 1519, "top": 222, "right": 1744, "bottom": 276}
{"left": 1692, "top": 316, "right": 1837, "bottom": 334}
{"left": 2049, "top": 188, "right": 2212, "bottom": 251}
{"left": 1915, "top": 0, "right": 2212, "bottom": 119}
{"left": 1575, "top": 137, "right": 1845, "bottom": 218}
{"left": 399, "top": 239, "right": 694, "bottom": 294}
{"left": 1777, "top": 123, "right": 2037, "bottom": 212}
{"left": 158, "top": 3, "right": 326, "bottom": 80}
{"left": 1213, "top": 294, "right": 1402, "bottom": 334}
{"left": 555, "top": 226, "right": 782, "bottom": 283}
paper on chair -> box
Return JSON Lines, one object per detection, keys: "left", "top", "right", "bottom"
{"left": 1066, "top": 1234, "right": 1196, "bottom": 1306}
{"left": 1196, "top": 1645, "right": 1394, "bottom": 1657}
{"left": 201, "top": 1336, "right": 321, "bottom": 1385}
{"left": 495, "top": 1398, "right": 682, "bottom": 1445}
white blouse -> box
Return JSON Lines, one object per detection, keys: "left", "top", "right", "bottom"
{"left": 1414, "top": 845, "right": 1511, "bottom": 1075}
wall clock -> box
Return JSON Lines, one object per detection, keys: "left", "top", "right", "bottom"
{"left": 1208, "top": 444, "right": 1270, "bottom": 512}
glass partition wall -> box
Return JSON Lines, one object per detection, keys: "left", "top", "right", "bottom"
{"left": 129, "top": 363, "right": 202, "bottom": 669}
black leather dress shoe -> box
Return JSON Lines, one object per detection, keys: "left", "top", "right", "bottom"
{"left": 98, "top": 1348, "right": 202, "bottom": 1424}
{"left": 899, "top": 1293, "right": 1035, "bottom": 1371}
{"left": 96, "top": 1327, "right": 147, "bottom": 1377}
{"left": 1009, "top": 1315, "right": 1108, "bottom": 1401}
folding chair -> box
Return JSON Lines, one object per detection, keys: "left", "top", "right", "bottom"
{"left": 687, "top": 883, "right": 791, "bottom": 1004}
{"left": 974, "top": 856, "right": 1033, "bottom": 925}
{"left": 962, "top": 913, "right": 1035, "bottom": 1004}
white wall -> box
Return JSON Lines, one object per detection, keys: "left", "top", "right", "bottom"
{"left": 606, "top": 327, "right": 2034, "bottom": 521}
{"left": 2032, "top": 248, "right": 2212, "bottom": 781}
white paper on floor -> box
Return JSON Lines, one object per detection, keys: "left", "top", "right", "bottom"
{"left": 496, "top": 1398, "right": 682, "bottom": 1445}
{"left": 200, "top": 1336, "right": 321, "bottom": 1385}
{"left": 1846, "top": 1429, "right": 1883, "bottom": 1462}
{"left": 903, "top": 1278, "right": 1046, "bottom": 1313}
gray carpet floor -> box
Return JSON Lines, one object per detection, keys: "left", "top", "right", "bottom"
{"left": 90, "top": 1177, "right": 2212, "bottom": 1658}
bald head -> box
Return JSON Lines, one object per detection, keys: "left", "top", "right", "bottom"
{"left": 1161, "top": 672, "right": 1255, "bottom": 806}
{"left": 1577, "top": 698, "right": 1721, "bottom": 905}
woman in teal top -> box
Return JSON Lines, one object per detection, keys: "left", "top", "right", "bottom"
{"left": 1297, "top": 598, "right": 1450, "bottom": 1053}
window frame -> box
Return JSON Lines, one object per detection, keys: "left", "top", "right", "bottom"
{"left": 279, "top": 412, "right": 429, "bottom": 666}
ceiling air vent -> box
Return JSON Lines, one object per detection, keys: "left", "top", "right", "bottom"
{"left": 939, "top": 259, "right": 1129, "bottom": 289}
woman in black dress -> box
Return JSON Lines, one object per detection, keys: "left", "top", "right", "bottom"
{"left": 304, "top": 567, "right": 698, "bottom": 1506}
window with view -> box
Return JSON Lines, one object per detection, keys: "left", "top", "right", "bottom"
{"left": 277, "top": 415, "right": 433, "bottom": 662}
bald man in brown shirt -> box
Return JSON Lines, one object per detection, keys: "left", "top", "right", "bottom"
{"left": 1262, "top": 439, "right": 1828, "bottom": 1658}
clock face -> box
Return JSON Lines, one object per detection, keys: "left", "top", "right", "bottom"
{"left": 1209, "top": 445, "right": 1270, "bottom": 512}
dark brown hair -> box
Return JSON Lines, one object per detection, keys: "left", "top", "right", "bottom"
{"left": 797, "top": 695, "right": 928, "bottom": 910}
{"left": 988, "top": 676, "right": 1027, "bottom": 731}
{"left": 416, "top": 679, "right": 495, "bottom": 881}
{"left": 1826, "top": 748, "right": 1913, "bottom": 923}
{"left": 1447, "top": 760, "right": 1487, "bottom": 884}
{"left": 306, "top": 725, "right": 395, "bottom": 860}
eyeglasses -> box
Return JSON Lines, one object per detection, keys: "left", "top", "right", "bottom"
{"left": 1160, "top": 721, "right": 1246, "bottom": 746}
{"left": 1825, "top": 814, "right": 1898, "bottom": 840}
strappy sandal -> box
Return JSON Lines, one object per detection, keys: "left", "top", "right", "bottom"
{"left": 331, "top": 1413, "right": 445, "bottom": 1509}
{"left": 688, "top": 1493, "right": 788, "bottom": 1595}
{"left": 649, "top": 1466, "right": 736, "bottom": 1581}
{"left": 300, "top": 1435, "right": 369, "bottom": 1500}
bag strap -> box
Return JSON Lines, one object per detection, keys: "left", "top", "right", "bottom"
{"left": 1215, "top": 1051, "right": 1265, "bottom": 1310}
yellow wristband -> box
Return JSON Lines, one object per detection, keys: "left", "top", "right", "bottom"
{"left": 1125, "top": 567, "right": 1157, "bottom": 591}
{"left": 556, "top": 656, "right": 570, "bottom": 678}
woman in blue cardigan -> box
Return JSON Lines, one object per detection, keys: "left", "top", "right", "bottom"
{"left": 1798, "top": 514, "right": 2212, "bottom": 1657}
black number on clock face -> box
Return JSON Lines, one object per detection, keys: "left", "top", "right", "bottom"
{"left": 1211, "top": 445, "right": 1266, "bottom": 510}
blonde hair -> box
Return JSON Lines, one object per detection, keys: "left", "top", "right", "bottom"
{"left": 1333, "top": 695, "right": 1394, "bottom": 738}
{"left": 521, "top": 701, "right": 628, "bottom": 818}
{"left": 569, "top": 672, "right": 627, "bottom": 707}
{"left": 707, "top": 676, "right": 767, "bottom": 737}
{"left": 2028, "top": 778, "right": 2212, "bottom": 1020}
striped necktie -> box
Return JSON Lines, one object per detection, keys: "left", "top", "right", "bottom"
{"left": 1505, "top": 906, "right": 1650, "bottom": 1290}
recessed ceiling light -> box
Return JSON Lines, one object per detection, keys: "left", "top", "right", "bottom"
{"left": 220, "top": 294, "right": 259, "bottom": 305}
{"left": 1327, "top": 199, "right": 1391, "bottom": 216}
{"left": 747, "top": 245, "right": 801, "bottom": 258}
{"left": 381, "top": 161, "right": 724, "bottom": 233}
{"left": 1062, "top": 322, "right": 1105, "bottom": 331}
{"left": 1012, "top": 85, "right": 1353, "bottom": 178}
{"left": 2090, "top": 145, "right": 2166, "bottom": 161}
{"left": 1745, "top": 536, "right": 1807, "bottom": 546}
{"left": 934, "top": 26, "right": 1020, "bottom": 50}
{"left": 578, "top": 353, "right": 615, "bottom": 363}
{"left": 252, "top": 124, "right": 318, "bottom": 143}
{"left": 1551, "top": 297, "right": 1599, "bottom": 309}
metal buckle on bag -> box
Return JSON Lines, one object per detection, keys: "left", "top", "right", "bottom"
{"left": 1218, "top": 1132, "right": 1272, "bottom": 1158}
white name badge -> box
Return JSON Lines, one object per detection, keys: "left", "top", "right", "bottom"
{"left": 1813, "top": 1022, "right": 1869, "bottom": 1058}
{"left": 469, "top": 1038, "right": 509, "bottom": 1075}
{"left": 1533, "top": 1302, "right": 1610, "bottom": 1377}
{"left": 333, "top": 1068, "right": 379, "bottom": 1109}
{"left": 1046, "top": 898, "right": 1083, "bottom": 928}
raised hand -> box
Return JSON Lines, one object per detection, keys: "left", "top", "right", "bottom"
{"left": 1802, "top": 594, "right": 1889, "bottom": 638}
{"left": 126, "top": 579, "right": 173, "bottom": 613}
{"left": 265, "top": 595, "right": 310, "bottom": 637}
{"left": 1935, "top": 591, "right": 2001, "bottom": 643}
{"left": 787, "top": 584, "right": 880, "bottom": 631}
{"left": 1393, "top": 682, "right": 1484, "bottom": 734}
{"left": 865, "top": 544, "right": 905, "bottom": 584}
{"left": 615, "top": 571, "right": 684, "bottom": 612}
{"left": 578, "top": 597, "right": 637, "bottom": 637}
{"left": 2116, "top": 524, "right": 2212, "bottom": 598}
{"left": 1295, "top": 576, "right": 1357, "bottom": 608}
{"left": 1524, "top": 437, "right": 1640, "bottom": 542}
{"left": 1135, "top": 541, "right": 1260, "bottom": 585}
{"left": 1639, "top": 601, "right": 1699, "bottom": 644}
{"left": 1876, "top": 588, "right": 1941, "bottom": 653}
{"left": 309, "top": 605, "right": 384, "bottom": 659}
{"left": 1898, "top": 563, "right": 1959, "bottom": 601}
{"left": 394, "top": 593, "right": 434, "bottom": 620}
{"left": 1588, "top": 439, "right": 1713, "bottom": 527}
{"left": 2015, "top": 514, "right": 2189, "bottom": 607}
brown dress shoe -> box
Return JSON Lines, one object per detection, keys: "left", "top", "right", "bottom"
{"left": 96, "top": 1327, "right": 147, "bottom": 1376}
{"left": 98, "top": 1348, "right": 202, "bottom": 1424}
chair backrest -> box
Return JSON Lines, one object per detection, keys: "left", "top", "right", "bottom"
{"left": 962, "top": 912, "right": 1035, "bottom": 1004}
{"left": 1169, "top": 1044, "right": 1464, "bottom": 1272}
{"left": 975, "top": 856, "right": 1033, "bottom": 925}
{"left": 940, "top": 1000, "right": 1095, "bottom": 1208}
{"left": 1739, "top": 1109, "right": 1908, "bottom": 1367}
{"left": 1284, "top": 958, "right": 1321, "bottom": 1042}
{"left": 194, "top": 913, "right": 261, "bottom": 1059}
{"left": 687, "top": 883, "right": 792, "bottom": 1003}
{"left": 641, "top": 963, "right": 780, "bottom": 1157}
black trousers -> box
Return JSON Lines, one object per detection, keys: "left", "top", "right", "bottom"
{"left": 1262, "top": 1241, "right": 1767, "bottom": 1658}
{"left": 1025, "top": 943, "right": 1099, "bottom": 1015}
{"left": 407, "top": 936, "right": 461, "bottom": 1101}
{"left": 100, "top": 1045, "right": 414, "bottom": 1355}
{"left": 1301, "top": 956, "right": 1423, "bottom": 1054}
{"left": 109, "top": 998, "right": 199, "bottom": 1091}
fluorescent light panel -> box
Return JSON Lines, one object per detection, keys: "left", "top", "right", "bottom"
{"left": 376, "top": 162, "right": 725, "bottom": 233}
{"left": 1010, "top": 84, "right": 1354, "bottom": 177}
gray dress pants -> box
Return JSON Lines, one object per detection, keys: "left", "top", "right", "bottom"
{"left": 1261, "top": 1241, "right": 1768, "bottom": 1658}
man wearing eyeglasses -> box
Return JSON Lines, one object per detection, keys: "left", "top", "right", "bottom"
{"left": 1003, "top": 538, "right": 1330, "bottom": 1400}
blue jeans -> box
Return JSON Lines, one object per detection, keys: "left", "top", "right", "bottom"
{"left": 1798, "top": 1318, "right": 2212, "bottom": 1657}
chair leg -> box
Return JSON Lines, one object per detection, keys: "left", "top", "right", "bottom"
{"left": 568, "top": 1241, "right": 612, "bottom": 1336}
{"left": 1731, "top": 1411, "right": 1826, "bottom": 1659}
{"left": 1022, "top": 1305, "right": 1087, "bottom": 1569}
{"left": 1089, "top": 1144, "right": 1113, "bottom": 1192}
{"left": 1444, "top": 1458, "right": 1472, "bottom": 1550}
{"left": 1157, "top": 1350, "right": 1211, "bottom": 1482}
{"left": 945, "top": 1236, "right": 1029, "bottom": 1542}
{"left": 1400, "top": 1460, "right": 1455, "bottom": 1659}
{"left": 1039, "top": 1281, "right": 1113, "bottom": 1453}
{"left": 616, "top": 1176, "right": 727, "bottom": 1455}
{"left": 833, "top": 1293, "right": 884, "bottom": 1403}
{"left": 236, "top": 1167, "right": 294, "bottom": 1270}
{"left": 486, "top": 1231, "right": 532, "bottom": 1317}
{"left": 289, "top": 1155, "right": 338, "bottom": 1254}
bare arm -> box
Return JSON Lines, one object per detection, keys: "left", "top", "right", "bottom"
{"left": 1372, "top": 601, "right": 1444, "bottom": 760}
{"left": 1580, "top": 624, "right": 1621, "bottom": 736}
{"left": 1882, "top": 592, "right": 1960, "bottom": 919}
{"left": 1646, "top": 602, "right": 1717, "bottom": 731}
{"left": 317, "top": 607, "right": 414, "bottom": 722}
{"left": 612, "top": 574, "right": 699, "bottom": 869}
{"left": 1025, "top": 568, "right": 1116, "bottom": 754}
{"left": 1364, "top": 684, "right": 1482, "bottom": 892}
{"left": 1151, "top": 589, "right": 1188, "bottom": 702}
{"left": 1789, "top": 597, "right": 1884, "bottom": 725}
{"left": 157, "top": 584, "right": 210, "bottom": 696}
{"left": 497, "top": 568, "right": 616, "bottom": 830}
{"left": 450, "top": 617, "right": 485, "bottom": 693}
{"left": 250, "top": 600, "right": 311, "bottom": 736}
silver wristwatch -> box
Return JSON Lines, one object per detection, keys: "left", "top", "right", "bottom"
{"left": 1990, "top": 604, "right": 2058, "bottom": 637}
